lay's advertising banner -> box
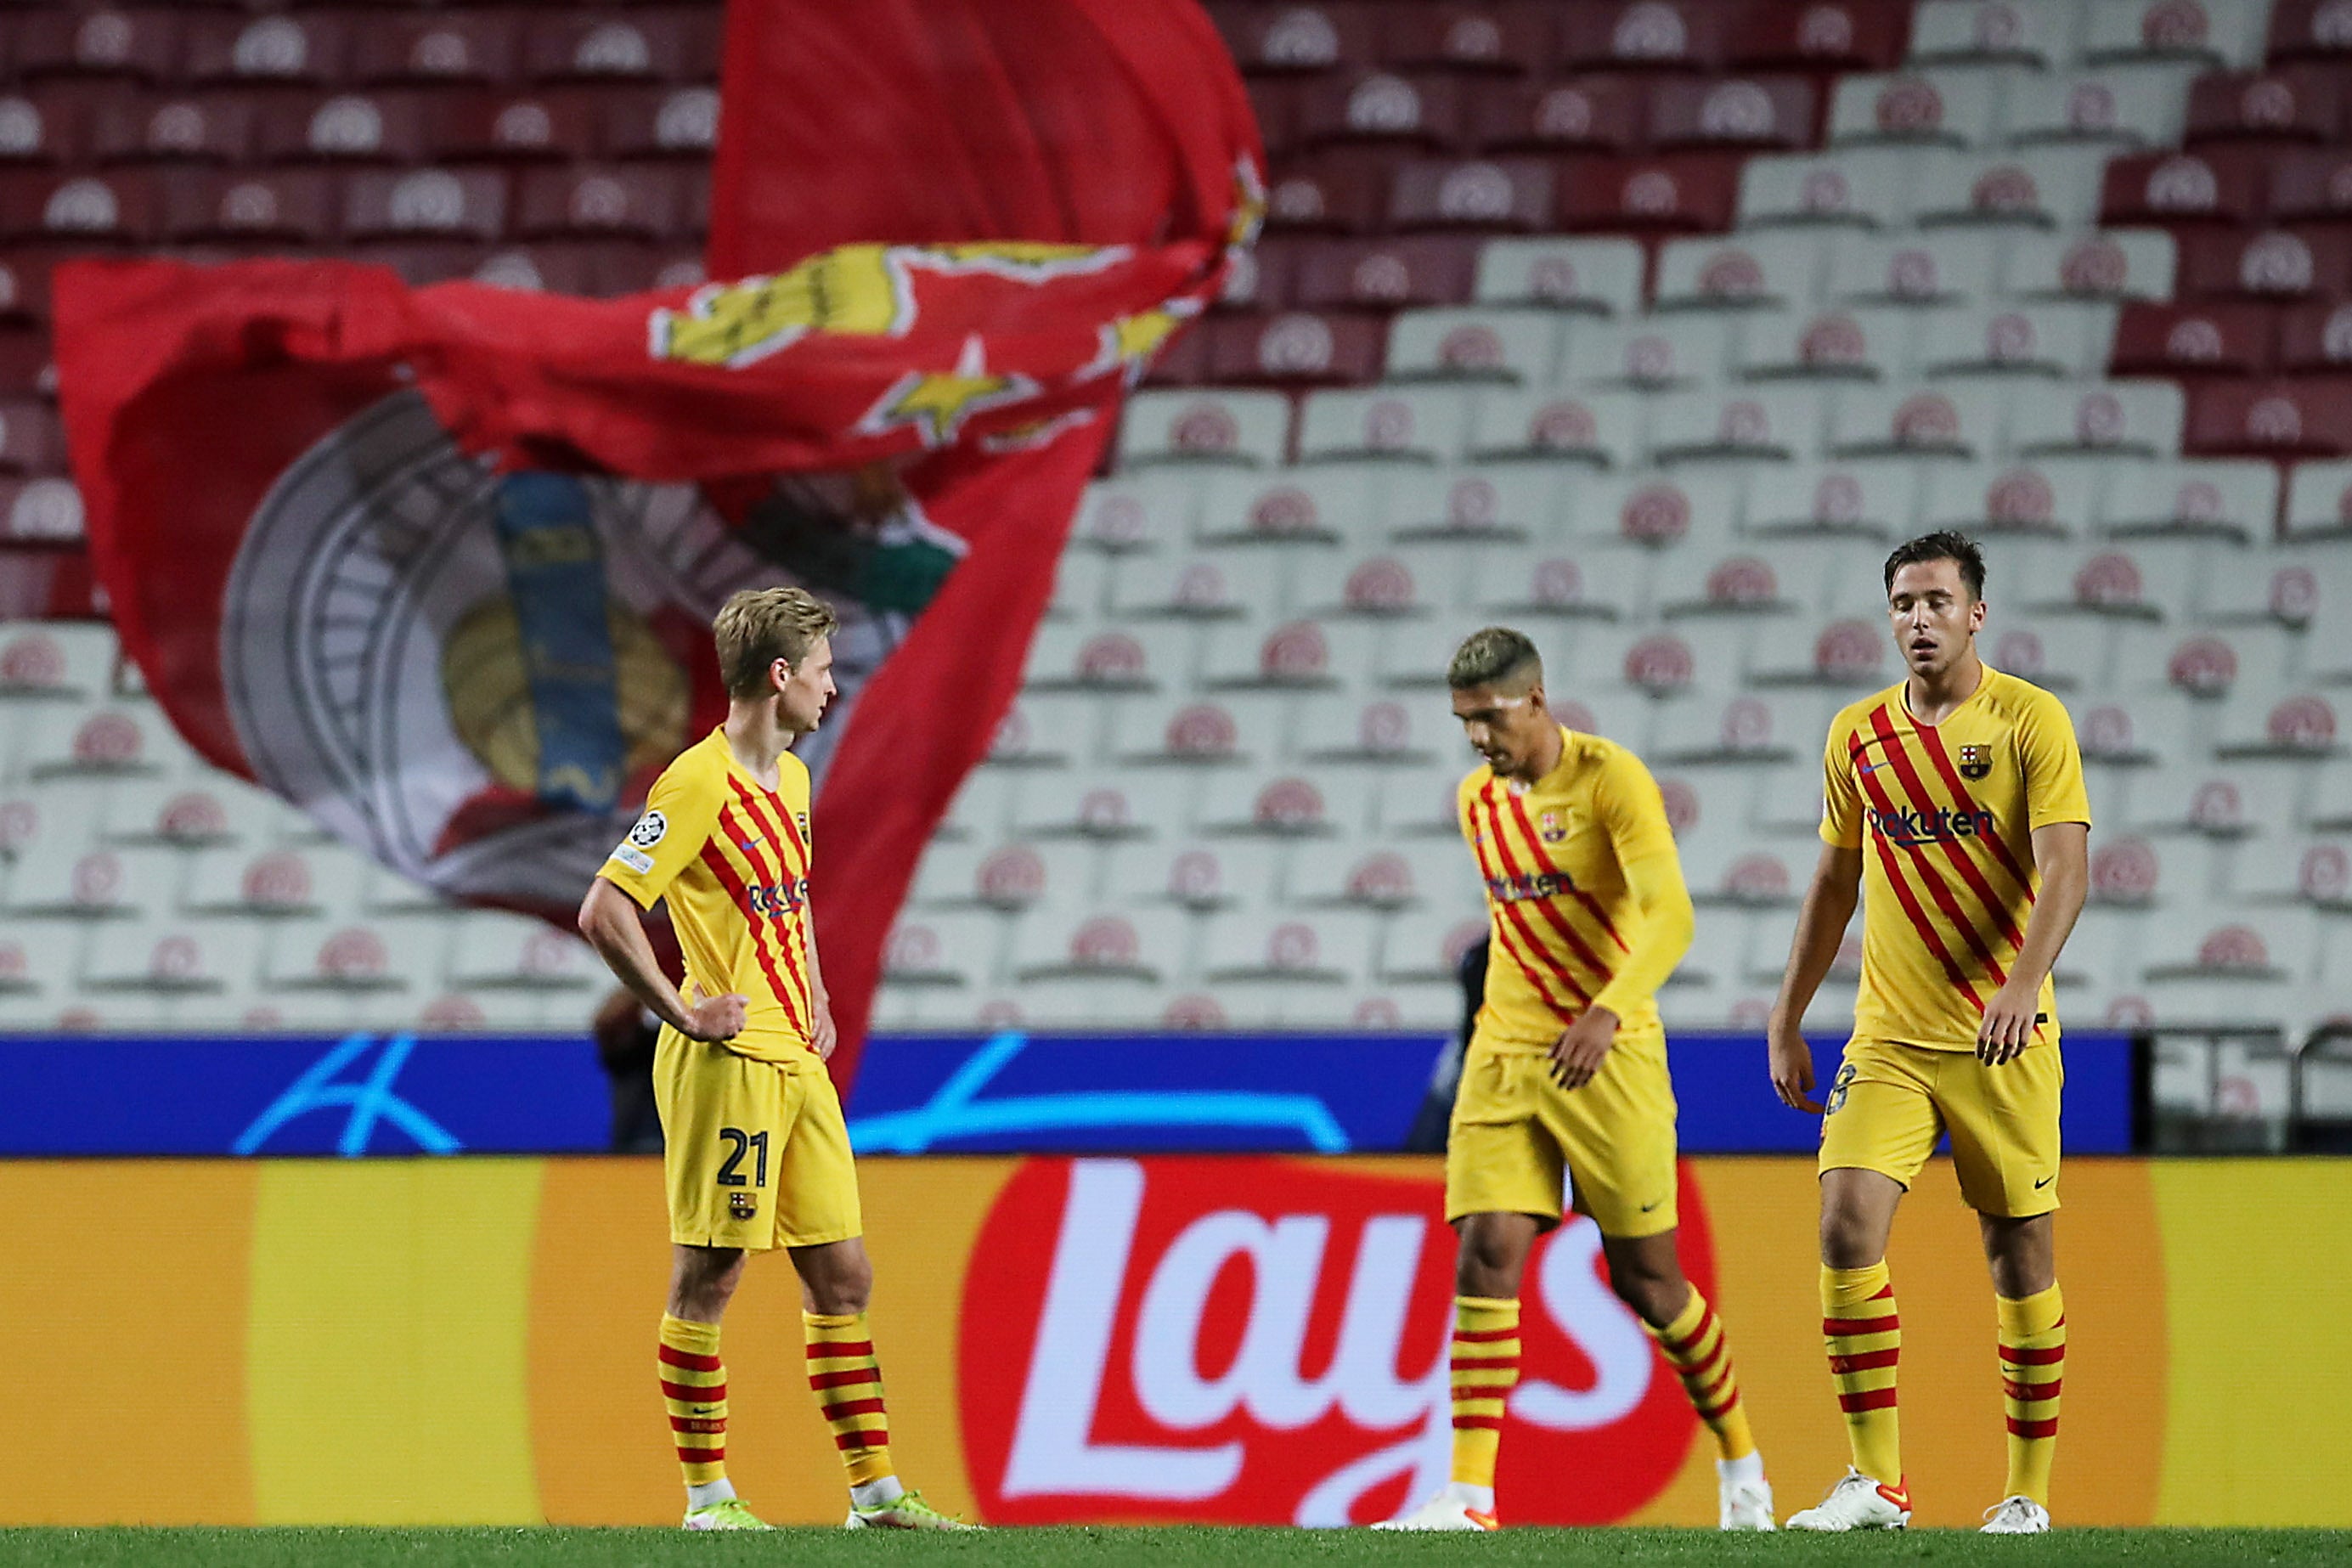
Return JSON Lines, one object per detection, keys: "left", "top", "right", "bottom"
{"left": 0, "top": 1154, "right": 2345, "bottom": 1528}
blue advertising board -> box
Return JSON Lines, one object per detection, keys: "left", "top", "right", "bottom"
{"left": 0, "top": 1029, "right": 2138, "bottom": 1158}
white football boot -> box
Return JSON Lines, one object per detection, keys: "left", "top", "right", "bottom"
{"left": 1373, "top": 1489, "right": 1498, "bottom": 1531}
{"left": 1982, "top": 1496, "right": 2052, "bottom": 1533}
{"left": 1718, "top": 1460, "right": 1775, "bottom": 1531}
{"left": 1784, "top": 1469, "right": 1911, "bottom": 1531}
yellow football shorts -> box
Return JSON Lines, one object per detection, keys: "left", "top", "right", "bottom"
{"left": 1818, "top": 1036, "right": 2063, "bottom": 1217}
{"left": 654, "top": 1029, "right": 863, "bottom": 1252}
{"left": 1446, "top": 1027, "right": 1678, "bottom": 1238}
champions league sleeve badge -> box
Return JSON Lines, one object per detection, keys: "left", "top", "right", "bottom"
{"left": 219, "top": 390, "right": 957, "bottom": 919}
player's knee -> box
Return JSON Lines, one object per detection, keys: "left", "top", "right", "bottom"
{"left": 1818, "top": 1205, "right": 1885, "bottom": 1269}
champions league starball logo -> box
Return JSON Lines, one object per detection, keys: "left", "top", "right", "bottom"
{"left": 219, "top": 389, "right": 961, "bottom": 915}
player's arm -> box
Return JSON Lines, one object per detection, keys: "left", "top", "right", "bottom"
{"left": 800, "top": 900, "right": 837, "bottom": 1060}
{"left": 579, "top": 762, "right": 744, "bottom": 1043}
{"left": 1553, "top": 752, "right": 1695, "bottom": 1089}
{"left": 1978, "top": 823, "right": 2086, "bottom": 1064}
{"left": 1769, "top": 717, "right": 1867, "bottom": 1111}
{"left": 578, "top": 879, "right": 741, "bottom": 1041}
{"left": 1980, "top": 692, "right": 2095, "bottom": 1064}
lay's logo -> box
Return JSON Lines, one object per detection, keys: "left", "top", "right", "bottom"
{"left": 958, "top": 1158, "right": 1716, "bottom": 1526}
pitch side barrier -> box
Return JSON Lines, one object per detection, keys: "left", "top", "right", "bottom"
{"left": 0, "top": 1029, "right": 2136, "bottom": 1157}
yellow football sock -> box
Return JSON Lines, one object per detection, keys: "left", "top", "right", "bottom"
{"left": 657, "top": 1315, "right": 727, "bottom": 1487}
{"left": 1998, "top": 1283, "right": 2065, "bottom": 1506}
{"left": 1646, "top": 1289, "right": 1757, "bottom": 1461}
{"left": 1449, "top": 1296, "right": 1520, "bottom": 1492}
{"left": 804, "top": 1311, "right": 894, "bottom": 1487}
{"left": 1822, "top": 1263, "right": 1903, "bottom": 1492}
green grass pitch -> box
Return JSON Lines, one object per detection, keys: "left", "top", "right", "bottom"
{"left": 2, "top": 1529, "right": 2346, "bottom": 1566}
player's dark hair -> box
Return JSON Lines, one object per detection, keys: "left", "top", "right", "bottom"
{"left": 1882, "top": 529, "right": 1986, "bottom": 601}
{"left": 1447, "top": 626, "right": 1543, "bottom": 691}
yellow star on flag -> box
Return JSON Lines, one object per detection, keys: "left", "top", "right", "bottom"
{"left": 858, "top": 336, "right": 1037, "bottom": 448}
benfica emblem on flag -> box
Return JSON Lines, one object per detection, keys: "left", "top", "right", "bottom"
{"left": 52, "top": 0, "right": 1261, "bottom": 1086}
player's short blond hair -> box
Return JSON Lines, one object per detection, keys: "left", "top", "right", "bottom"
{"left": 1447, "top": 626, "right": 1543, "bottom": 691}
{"left": 713, "top": 586, "right": 838, "bottom": 697}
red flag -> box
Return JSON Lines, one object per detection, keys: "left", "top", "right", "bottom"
{"left": 52, "top": 1, "right": 1259, "bottom": 1084}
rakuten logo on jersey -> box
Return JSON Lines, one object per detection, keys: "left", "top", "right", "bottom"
{"left": 960, "top": 1157, "right": 1717, "bottom": 1526}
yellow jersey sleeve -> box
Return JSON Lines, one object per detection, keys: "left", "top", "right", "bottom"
{"left": 2017, "top": 686, "right": 2092, "bottom": 832}
{"left": 599, "top": 750, "right": 724, "bottom": 909}
{"left": 1819, "top": 705, "right": 1865, "bottom": 849}
{"left": 1588, "top": 744, "right": 1693, "bottom": 1019}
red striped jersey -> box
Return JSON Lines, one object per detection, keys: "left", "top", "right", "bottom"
{"left": 1457, "top": 728, "right": 1678, "bottom": 1046}
{"left": 1819, "top": 666, "right": 2090, "bottom": 1052}
{"left": 599, "top": 728, "right": 817, "bottom": 1064}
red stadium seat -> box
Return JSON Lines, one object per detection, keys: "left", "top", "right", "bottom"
{"left": 183, "top": 13, "right": 352, "bottom": 88}
{"left": 2112, "top": 301, "right": 2277, "bottom": 376}
{"left": 600, "top": 86, "right": 720, "bottom": 160}
{"left": 254, "top": 93, "right": 434, "bottom": 166}
{"left": 1646, "top": 74, "right": 1816, "bottom": 149}
{"left": 2186, "top": 378, "right": 2352, "bottom": 455}
{"left": 0, "top": 169, "right": 161, "bottom": 244}
{"left": 2268, "top": 0, "right": 2352, "bottom": 63}
{"left": 2269, "top": 144, "right": 2352, "bottom": 221}
{"left": 1215, "top": 3, "right": 1381, "bottom": 74}
{"left": 162, "top": 169, "right": 340, "bottom": 244}
{"left": 1391, "top": 156, "right": 1558, "bottom": 230}
{"left": 0, "top": 399, "right": 62, "bottom": 475}
{"left": 1204, "top": 311, "right": 1386, "bottom": 384}
{"left": 1289, "top": 234, "right": 1481, "bottom": 309}
{"left": 1376, "top": 3, "right": 1551, "bottom": 74}
{"left": 88, "top": 96, "right": 256, "bottom": 164}
{"left": 1296, "top": 71, "right": 1466, "bottom": 149}
{"left": 0, "top": 254, "right": 54, "bottom": 324}
{"left": 2177, "top": 227, "right": 2352, "bottom": 301}
{"left": 515, "top": 164, "right": 695, "bottom": 240}
{"left": 2101, "top": 146, "right": 2269, "bottom": 225}
{"left": 0, "top": 92, "right": 88, "bottom": 166}
{"left": 1556, "top": 1, "right": 1732, "bottom": 72}
{"left": 1265, "top": 149, "right": 1391, "bottom": 234}
{"left": 0, "top": 330, "right": 48, "bottom": 399}
{"left": 2275, "top": 299, "right": 2352, "bottom": 372}
{"left": 1724, "top": 1, "right": 1909, "bottom": 71}
{"left": 425, "top": 93, "right": 601, "bottom": 163}
{"left": 352, "top": 13, "right": 523, "bottom": 87}
{"left": 1555, "top": 150, "right": 1740, "bottom": 231}
{"left": 521, "top": 10, "right": 723, "bottom": 84}
{"left": 13, "top": 9, "right": 183, "bottom": 84}
{"left": 343, "top": 167, "right": 507, "bottom": 241}
{"left": 1467, "top": 75, "right": 1650, "bottom": 153}
{"left": 2186, "top": 66, "right": 2344, "bottom": 144}
{"left": 1247, "top": 80, "right": 1303, "bottom": 160}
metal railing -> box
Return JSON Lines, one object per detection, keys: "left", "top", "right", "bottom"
{"left": 2291, "top": 1023, "right": 2352, "bottom": 1153}
{"left": 2141, "top": 1026, "right": 2297, "bottom": 1153}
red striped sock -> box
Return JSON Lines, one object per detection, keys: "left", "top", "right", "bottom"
{"left": 1450, "top": 1295, "right": 1520, "bottom": 1494}
{"left": 1646, "top": 1289, "right": 1756, "bottom": 1461}
{"left": 805, "top": 1311, "right": 894, "bottom": 1487}
{"left": 658, "top": 1315, "right": 726, "bottom": 1487}
{"left": 1822, "top": 1263, "right": 1902, "bottom": 1491}
{"left": 1998, "top": 1284, "right": 2065, "bottom": 1505}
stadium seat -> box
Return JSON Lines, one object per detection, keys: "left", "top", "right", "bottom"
{"left": 1738, "top": 147, "right": 1917, "bottom": 228}
{"left": 880, "top": 908, "right": 1008, "bottom": 992}
{"left": 2002, "top": 67, "right": 2199, "bottom": 149}
{"left": 1105, "top": 693, "right": 1292, "bottom": 767}
{"left": 1461, "top": 388, "right": 1646, "bottom": 469}
{"left": 1383, "top": 305, "right": 1566, "bottom": 382}
{"left": 1829, "top": 71, "right": 2004, "bottom": 149}
{"left": 1915, "top": 146, "right": 2110, "bottom": 228}
{"left": 80, "top": 920, "right": 265, "bottom": 1016}
{"left": 184, "top": 13, "right": 350, "bottom": 88}
{"left": 1117, "top": 388, "right": 1294, "bottom": 468}
{"left": 1103, "top": 837, "right": 1282, "bottom": 913}
{"left": 88, "top": 96, "right": 256, "bottom": 165}
{"left": 180, "top": 843, "right": 369, "bottom": 919}
{"left": 1197, "top": 908, "right": 1381, "bottom": 996}
{"left": 1472, "top": 235, "right": 1647, "bottom": 312}
{"left": 1294, "top": 692, "right": 1463, "bottom": 768}
{"left": 2080, "top": 0, "right": 2269, "bottom": 71}
{"left": 1289, "top": 234, "right": 1481, "bottom": 310}
{"left": 1561, "top": 313, "right": 1738, "bottom": 386}
{"left": 1466, "top": 75, "right": 1650, "bottom": 155}
{"left": 1294, "top": 385, "right": 1471, "bottom": 460}
{"left": 1553, "top": 150, "right": 1743, "bottom": 232}
{"left": 1197, "top": 463, "right": 1381, "bottom": 541}
{"left": 1743, "top": 458, "right": 1921, "bottom": 537}
{"left": 353, "top": 13, "right": 523, "bottom": 87}
{"left": 341, "top": 167, "right": 507, "bottom": 241}
{"left": 2282, "top": 459, "right": 2352, "bottom": 537}
{"left": 1106, "top": 549, "right": 1289, "bottom": 623}
{"left": 1021, "top": 622, "right": 1192, "bottom": 695}
{"left": 2002, "top": 228, "right": 2178, "bottom": 302}
{"left": 1917, "top": 303, "right": 2122, "bottom": 381}
{"left": 1653, "top": 232, "right": 1835, "bottom": 311}
{"left": 1194, "top": 768, "right": 1376, "bottom": 838}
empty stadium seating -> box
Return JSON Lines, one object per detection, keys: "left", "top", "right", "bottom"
{"left": 0, "top": 0, "right": 2347, "bottom": 1052}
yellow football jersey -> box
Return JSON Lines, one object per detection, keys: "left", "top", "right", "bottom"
{"left": 599, "top": 728, "right": 817, "bottom": 1066}
{"left": 1819, "top": 665, "right": 2090, "bottom": 1052}
{"left": 1457, "top": 727, "right": 1684, "bottom": 1048}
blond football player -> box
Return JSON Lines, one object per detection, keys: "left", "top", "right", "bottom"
{"left": 1769, "top": 533, "right": 2090, "bottom": 1535}
{"left": 1379, "top": 627, "right": 1774, "bottom": 1532}
{"left": 578, "top": 586, "right": 973, "bottom": 1532}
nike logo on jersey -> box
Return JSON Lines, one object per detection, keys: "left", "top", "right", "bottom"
{"left": 1640, "top": 1197, "right": 1665, "bottom": 1212}
{"left": 2033, "top": 1175, "right": 2056, "bottom": 1189}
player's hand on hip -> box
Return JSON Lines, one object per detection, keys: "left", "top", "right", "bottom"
{"left": 1768, "top": 1023, "right": 1821, "bottom": 1113}
{"left": 1548, "top": 1006, "right": 1618, "bottom": 1090}
{"left": 680, "top": 982, "right": 748, "bottom": 1043}
{"left": 1977, "top": 979, "right": 2039, "bottom": 1065}
{"left": 809, "top": 992, "right": 838, "bottom": 1060}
